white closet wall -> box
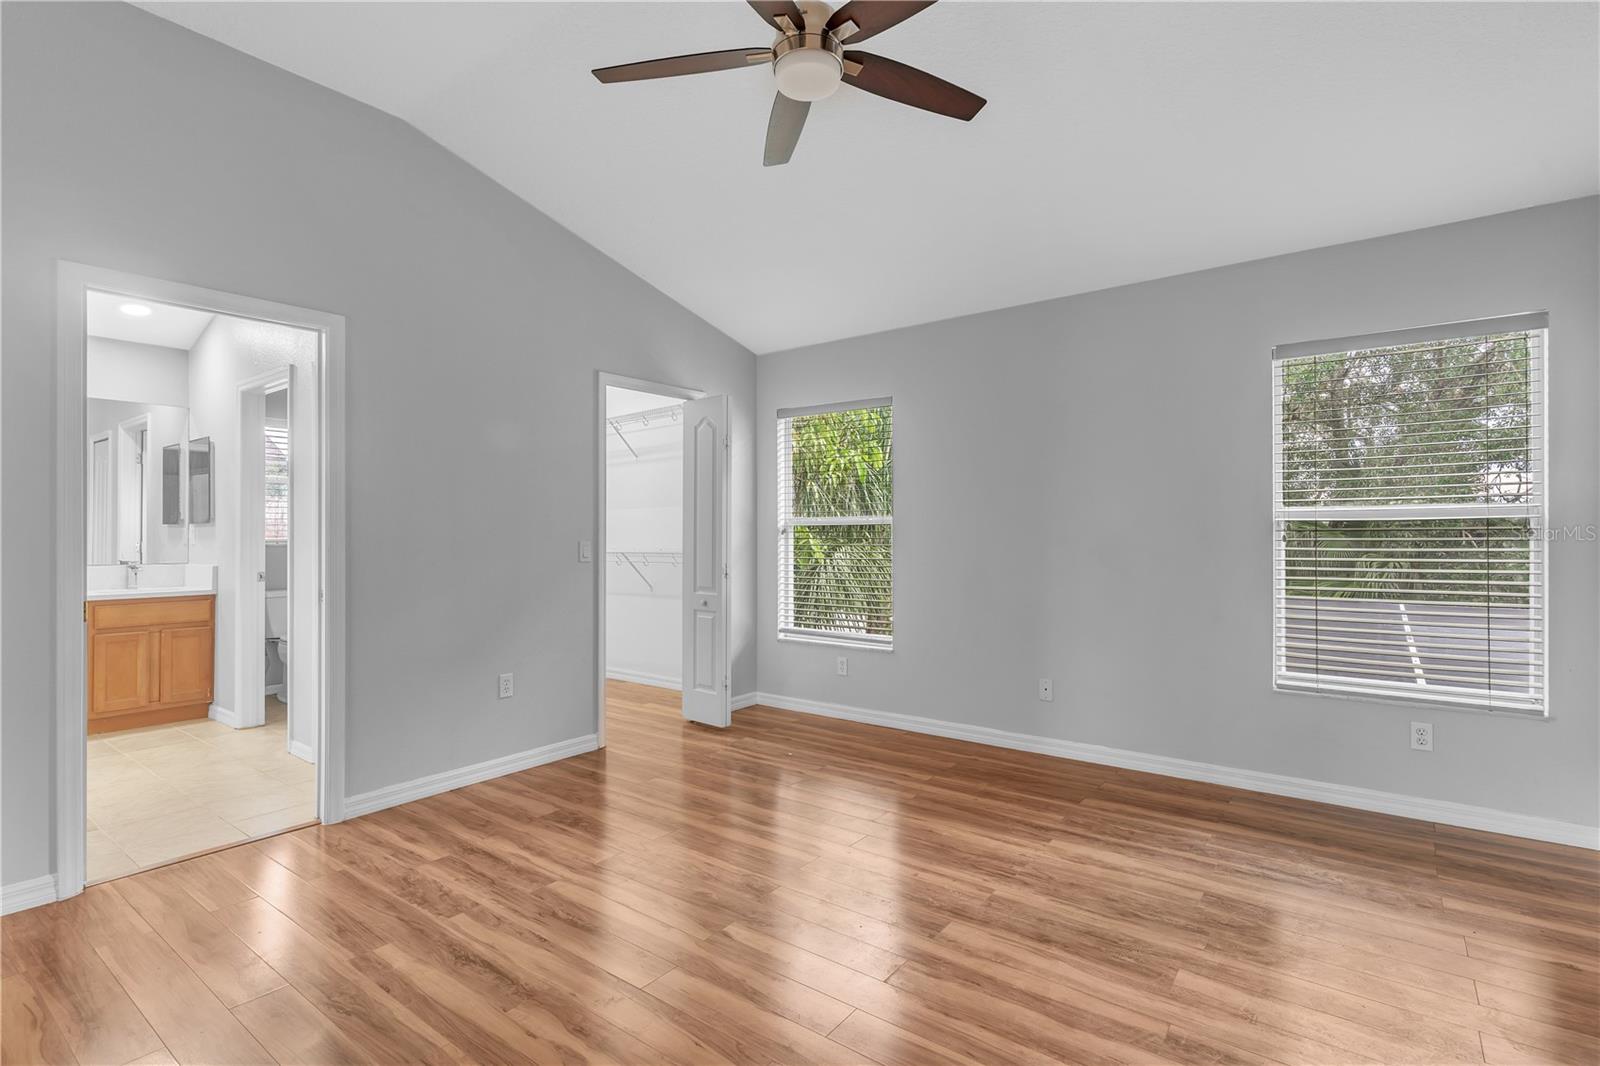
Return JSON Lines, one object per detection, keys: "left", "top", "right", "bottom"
{"left": 606, "top": 389, "right": 684, "bottom": 688}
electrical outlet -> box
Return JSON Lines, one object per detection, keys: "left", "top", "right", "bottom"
{"left": 1038, "top": 678, "right": 1054, "bottom": 702}
{"left": 836, "top": 656, "right": 848, "bottom": 677}
{"left": 1410, "top": 721, "right": 1432, "bottom": 751}
{"left": 498, "top": 673, "right": 514, "bottom": 699}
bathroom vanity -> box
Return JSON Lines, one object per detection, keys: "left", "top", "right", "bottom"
{"left": 86, "top": 592, "right": 215, "bottom": 733}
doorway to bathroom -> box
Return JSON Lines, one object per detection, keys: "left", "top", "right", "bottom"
{"left": 57, "top": 265, "right": 347, "bottom": 898}
{"left": 596, "top": 373, "right": 731, "bottom": 743}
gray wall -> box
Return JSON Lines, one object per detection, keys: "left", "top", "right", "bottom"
{"left": 757, "top": 197, "right": 1600, "bottom": 829}
{"left": 1, "top": 2, "right": 756, "bottom": 887}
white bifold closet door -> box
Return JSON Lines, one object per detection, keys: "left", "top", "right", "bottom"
{"left": 680, "top": 395, "right": 730, "bottom": 728}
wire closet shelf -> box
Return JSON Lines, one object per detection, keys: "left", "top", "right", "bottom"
{"left": 607, "top": 550, "right": 682, "bottom": 591}
{"left": 607, "top": 403, "right": 683, "bottom": 459}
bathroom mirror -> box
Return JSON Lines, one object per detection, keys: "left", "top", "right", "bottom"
{"left": 189, "top": 436, "right": 213, "bottom": 525}
{"left": 84, "top": 399, "right": 191, "bottom": 565}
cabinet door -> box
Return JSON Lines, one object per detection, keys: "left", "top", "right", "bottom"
{"left": 159, "top": 625, "right": 214, "bottom": 706}
{"left": 91, "top": 630, "right": 156, "bottom": 716}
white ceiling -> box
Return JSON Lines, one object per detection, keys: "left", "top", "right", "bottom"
{"left": 87, "top": 290, "right": 214, "bottom": 348}
{"left": 142, "top": 2, "right": 1598, "bottom": 354}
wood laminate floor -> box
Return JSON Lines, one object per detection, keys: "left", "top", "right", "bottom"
{"left": 4, "top": 681, "right": 1597, "bottom": 1065}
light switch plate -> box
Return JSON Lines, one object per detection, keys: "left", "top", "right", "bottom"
{"left": 579, "top": 539, "right": 593, "bottom": 563}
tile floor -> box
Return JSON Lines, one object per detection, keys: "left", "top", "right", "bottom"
{"left": 86, "top": 696, "right": 316, "bottom": 883}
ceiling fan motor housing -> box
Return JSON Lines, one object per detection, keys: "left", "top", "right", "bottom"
{"left": 772, "top": 32, "right": 844, "bottom": 101}
{"left": 770, "top": 0, "right": 844, "bottom": 101}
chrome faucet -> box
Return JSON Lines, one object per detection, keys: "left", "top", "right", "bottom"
{"left": 119, "top": 559, "right": 142, "bottom": 589}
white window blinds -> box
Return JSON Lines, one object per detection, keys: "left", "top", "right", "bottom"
{"left": 1272, "top": 315, "right": 1546, "bottom": 714}
{"left": 265, "top": 421, "right": 289, "bottom": 543}
{"left": 777, "top": 400, "right": 893, "bottom": 648}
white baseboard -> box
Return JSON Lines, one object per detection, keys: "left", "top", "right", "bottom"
{"left": 732, "top": 691, "right": 760, "bottom": 711}
{"left": 744, "top": 691, "right": 1600, "bottom": 850}
{"left": 2, "top": 874, "right": 58, "bottom": 916}
{"left": 343, "top": 733, "right": 599, "bottom": 820}
{"left": 209, "top": 703, "right": 240, "bottom": 728}
{"left": 605, "top": 668, "right": 681, "bottom": 690}
{"left": 264, "top": 683, "right": 284, "bottom": 697}
{"left": 288, "top": 739, "right": 316, "bottom": 764}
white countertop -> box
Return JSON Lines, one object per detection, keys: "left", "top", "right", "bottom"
{"left": 86, "top": 586, "right": 216, "bottom": 601}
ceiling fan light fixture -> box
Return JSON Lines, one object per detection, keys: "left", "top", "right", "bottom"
{"left": 773, "top": 38, "right": 842, "bottom": 101}
{"left": 590, "top": 1, "right": 986, "bottom": 165}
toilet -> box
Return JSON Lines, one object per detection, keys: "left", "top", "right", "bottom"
{"left": 265, "top": 589, "right": 288, "bottom": 706}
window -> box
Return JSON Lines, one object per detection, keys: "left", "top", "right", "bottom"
{"left": 777, "top": 400, "right": 893, "bottom": 649}
{"left": 265, "top": 420, "right": 289, "bottom": 543}
{"left": 1272, "top": 314, "right": 1546, "bottom": 714}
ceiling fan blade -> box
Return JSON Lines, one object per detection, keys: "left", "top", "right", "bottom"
{"left": 827, "top": 1, "right": 936, "bottom": 43}
{"left": 593, "top": 48, "right": 770, "bottom": 84}
{"left": 842, "top": 51, "right": 985, "bottom": 120}
{"left": 747, "top": 0, "right": 805, "bottom": 31}
{"left": 764, "top": 92, "right": 810, "bottom": 167}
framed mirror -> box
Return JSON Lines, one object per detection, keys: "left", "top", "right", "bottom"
{"left": 189, "top": 436, "right": 213, "bottom": 525}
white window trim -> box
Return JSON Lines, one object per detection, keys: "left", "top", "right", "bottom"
{"left": 1269, "top": 316, "right": 1549, "bottom": 718}
{"left": 777, "top": 401, "right": 895, "bottom": 652}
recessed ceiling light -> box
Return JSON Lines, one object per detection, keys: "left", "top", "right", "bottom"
{"left": 119, "top": 302, "right": 153, "bottom": 318}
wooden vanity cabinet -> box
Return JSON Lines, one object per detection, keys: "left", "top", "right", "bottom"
{"left": 86, "top": 594, "right": 215, "bottom": 733}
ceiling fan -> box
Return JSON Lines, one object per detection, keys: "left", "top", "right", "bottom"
{"left": 591, "top": 0, "right": 985, "bottom": 166}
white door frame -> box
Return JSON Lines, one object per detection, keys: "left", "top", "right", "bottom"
{"left": 594, "top": 371, "right": 703, "bottom": 749}
{"left": 234, "top": 368, "right": 292, "bottom": 732}
{"left": 55, "top": 262, "right": 348, "bottom": 901}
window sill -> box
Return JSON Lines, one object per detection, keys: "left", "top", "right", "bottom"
{"left": 1273, "top": 677, "right": 1547, "bottom": 719}
{"left": 778, "top": 631, "right": 894, "bottom": 653}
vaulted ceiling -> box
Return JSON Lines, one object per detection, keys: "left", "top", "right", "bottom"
{"left": 143, "top": 2, "right": 1599, "bottom": 353}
